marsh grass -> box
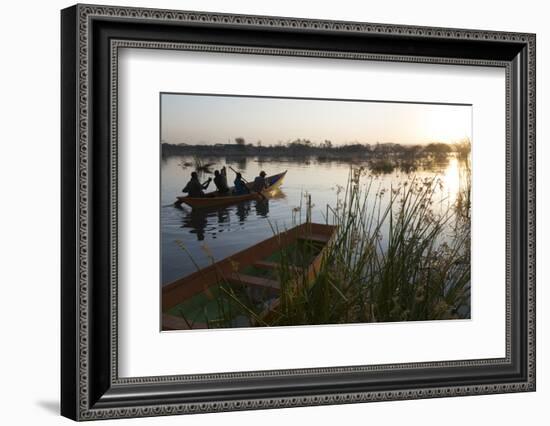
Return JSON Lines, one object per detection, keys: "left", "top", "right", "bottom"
{"left": 170, "top": 165, "right": 471, "bottom": 328}
{"left": 367, "top": 158, "right": 395, "bottom": 174}
{"left": 178, "top": 156, "right": 215, "bottom": 174}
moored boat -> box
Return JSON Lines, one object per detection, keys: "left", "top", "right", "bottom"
{"left": 162, "top": 222, "right": 337, "bottom": 330}
{"left": 175, "top": 170, "right": 287, "bottom": 209}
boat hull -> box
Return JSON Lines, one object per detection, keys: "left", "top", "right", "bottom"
{"left": 162, "top": 222, "right": 337, "bottom": 330}
{"left": 176, "top": 171, "right": 286, "bottom": 208}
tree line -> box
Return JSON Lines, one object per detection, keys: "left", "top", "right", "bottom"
{"left": 162, "top": 138, "right": 471, "bottom": 159}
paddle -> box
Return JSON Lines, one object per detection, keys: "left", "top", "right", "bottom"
{"left": 228, "top": 166, "right": 267, "bottom": 201}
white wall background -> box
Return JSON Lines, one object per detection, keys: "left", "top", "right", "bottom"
{"left": 0, "top": 0, "right": 547, "bottom": 424}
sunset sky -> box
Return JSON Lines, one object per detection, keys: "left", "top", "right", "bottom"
{"left": 161, "top": 93, "right": 472, "bottom": 146}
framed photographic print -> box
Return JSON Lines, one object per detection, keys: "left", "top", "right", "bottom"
{"left": 61, "top": 4, "right": 536, "bottom": 421}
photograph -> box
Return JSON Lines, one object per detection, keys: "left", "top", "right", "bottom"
{"left": 160, "top": 93, "right": 473, "bottom": 331}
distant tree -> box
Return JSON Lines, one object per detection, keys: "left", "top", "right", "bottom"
{"left": 321, "top": 140, "right": 333, "bottom": 149}
{"left": 288, "top": 138, "right": 313, "bottom": 152}
{"left": 338, "top": 143, "right": 366, "bottom": 153}
{"left": 235, "top": 137, "right": 246, "bottom": 146}
{"left": 373, "top": 143, "right": 394, "bottom": 154}
{"left": 401, "top": 144, "right": 423, "bottom": 158}
{"left": 424, "top": 143, "right": 452, "bottom": 155}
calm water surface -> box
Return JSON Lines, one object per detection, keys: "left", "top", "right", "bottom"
{"left": 161, "top": 155, "right": 467, "bottom": 285}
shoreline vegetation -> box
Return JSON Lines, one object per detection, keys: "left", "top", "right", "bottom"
{"left": 162, "top": 139, "right": 471, "bottom": 160}
{"left": 167, "top": 151, "right": 471, "bottom": 328}
{"left": 163, "top": 139, "right": 471, "bottom": 176}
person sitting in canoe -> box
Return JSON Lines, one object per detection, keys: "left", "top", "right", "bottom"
{"left": 182, "top": 172, "right": 211, "bottom": 197}
{"left": 233, "top": 172, "right": 250, "bottom": 195}
{"left": 213, "top": 167, "right": 229, "bottom": 194}
{"left": 252, "top": 171, "right": 268, "bottom": 192}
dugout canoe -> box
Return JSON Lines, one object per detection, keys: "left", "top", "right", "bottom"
{"left": 175, "top": 170, "right": 287, "bottom": 209}
{"left": 162, "top": 222, "right": 337, "bottom": 330}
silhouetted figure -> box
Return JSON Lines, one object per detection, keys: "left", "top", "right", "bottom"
{"left": 182, "top": 172, "right": 211, "bottom": 197}
{"left": 252, "top": 170, "right": 268, "bottom": 192}
{"left": 213, "top": 167, "right": 229, "bottom": 194}
{"left": 233, "top": 172, "right": 249, "bottom": 195}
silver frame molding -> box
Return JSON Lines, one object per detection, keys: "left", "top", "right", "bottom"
{"left": 61, "top": 3, "right": 536, "bottom": 421}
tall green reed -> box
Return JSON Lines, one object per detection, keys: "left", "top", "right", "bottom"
{"left": 261, "top": 168, "right": 470, "bottom": 326}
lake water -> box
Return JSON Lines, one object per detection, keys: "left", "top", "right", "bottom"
{"left": 161, "top": 155, "right": 468, "bottom": 285}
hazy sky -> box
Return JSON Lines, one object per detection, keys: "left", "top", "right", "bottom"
{"left": 161, "top": 93, "right": 471, "bottom": 146}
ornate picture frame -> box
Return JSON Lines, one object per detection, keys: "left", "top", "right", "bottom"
{"left": 61, "top": 4, "right": 535, "bottom": 421}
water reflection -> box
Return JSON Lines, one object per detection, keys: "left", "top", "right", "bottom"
{"left": 226, "top": 157, "right": 248, "bottom": 171}
{"left": 180, "top": 206, "right": 221, "bottom": 241}
{"left": 255, "top": 199, "right": 269, "bottom": 217}
{"left": 235, "top": 201, "right": 251, "bottom": 224}
{"left": 179, "top": 191, "right": 283, "bottom": 241}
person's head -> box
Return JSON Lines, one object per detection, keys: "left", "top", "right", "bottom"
{"left": 214, "top": 170, "right": 220, "bottom": 177}
{"left": 260, "top": 171, "right": 266, "bottom": 177}
{"left": 191, "top": 172, "right": 198, "bottom": 179}
{"left": 236, "top": 172, "right": 242, "bottom": 179}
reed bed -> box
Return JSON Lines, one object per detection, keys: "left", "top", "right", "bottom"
{"left": 178, "top": 156, "right": 214, "bottom": 174}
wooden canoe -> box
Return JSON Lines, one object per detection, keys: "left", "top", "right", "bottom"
{"left": 175, "top": 170, "right": 287, "bottom": 209}
{"left": 162, "top": 222, "right": 337, "bottom": 330}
